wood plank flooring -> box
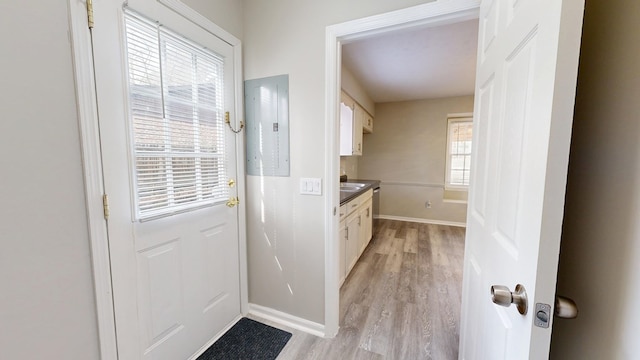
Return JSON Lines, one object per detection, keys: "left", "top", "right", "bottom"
{"left": 249, "top": 219, "right": 465, "bottom": 360}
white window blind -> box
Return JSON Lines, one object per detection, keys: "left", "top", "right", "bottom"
{"left": 124, "top": 12, "right": 227, "bottom": 219}
{"left": 446, "top": 118, "right": 473, "bottom": 189}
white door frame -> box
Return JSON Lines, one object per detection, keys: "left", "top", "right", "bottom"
{"left": 324, "top": 0, "right": 481, "bottom": 337}
{"left": 67, "top": 1, "right": 249, "bottom": 358}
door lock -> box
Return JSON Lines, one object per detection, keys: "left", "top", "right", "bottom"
{"left": 534, "top": 296, "right": 578, "bottom": 328}
{"left": 226, "top": 197, "right": 240, "bottom": 208}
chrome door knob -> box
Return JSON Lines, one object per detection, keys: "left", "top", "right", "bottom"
{"left": 491, "top": 284, "right": 528, "bottom": 315}
{"left": 555, "top": 295, "right": 578, "bottom": 319}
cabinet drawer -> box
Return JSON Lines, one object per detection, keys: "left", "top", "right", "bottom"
{"left": 347, "top": 198, "right": 361, "bottom": 214}
{"left": 339, "top": 204, "right": 347, "bottom": 220}
{"left": 343, "top": 188, "right": 373, "bottom": 217}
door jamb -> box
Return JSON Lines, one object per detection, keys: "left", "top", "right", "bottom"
{"left": 323, "top": 0, "right": 480, "bottom": 337}
{"left": 67, "top": 1, "right": 248, "bottom": 358}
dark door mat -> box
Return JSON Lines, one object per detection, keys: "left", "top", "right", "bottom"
{"left": 197, "top": 318, "right": 292, "bottom": 360}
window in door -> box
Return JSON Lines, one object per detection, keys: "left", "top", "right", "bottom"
{"left": 123, "top": 11, "right": 228, "bottom": 219}
{"left": 445, "top": 116, "right": 473, "bottom": 190}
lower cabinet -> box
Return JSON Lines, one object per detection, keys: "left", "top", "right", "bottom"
{"left": 339, "top": 189, "right": 373, "bottom": 286}
{"left": 345, "top": 211, "right": 361, "bottom": 275}
{"left": 359, "top": 198, "right": 373, "bottom": 256}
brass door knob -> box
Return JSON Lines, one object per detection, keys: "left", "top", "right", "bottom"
{"left": 226, "top": 197, "right": 239, "bottom": 207}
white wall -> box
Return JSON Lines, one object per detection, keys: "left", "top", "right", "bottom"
{"left": 341, "top": 65, "right": 375, "bottom": 115}
{"left": 182, "top": 0, "right": 243, "bottom": 40}
{"left": 340, "top": 156, "right": 359, "bottom": 179}
{"left": 550, "top": 0, "right": 640, "bottom": 358}
{"left": 358, "top": 96, "right": 474, "bottom": 225}
{"left": 243, "top": 0, "right": 434, "bottom": 324}
{"left": 0, "top": 2, "right": 99, "bottom": 358}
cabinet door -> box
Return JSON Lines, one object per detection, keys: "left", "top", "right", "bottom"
{"left": 360, "top": 198, "right": 373, "bottom": 253}
{"left": 339, "top": 101, "right": 354, "bottom": 156}
{"left": 345, "top": 212, "right": 361, "bottom": 273}
{"left": 363, "top": 113, "right": 373, "bottom": 134}
{"left": 339, "top": 219, "right": 346, "bottom": 285}
{"left": 352, "top": 104, "right": 364, "bottom": 155}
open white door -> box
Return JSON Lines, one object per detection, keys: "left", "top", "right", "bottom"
{"left": 91, "top": 1, "right": 243, "bottom": 359}
{"left": 459, "top": 0, "right": 584, "bottom": 358}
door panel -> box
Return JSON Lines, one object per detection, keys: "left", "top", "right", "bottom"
{"left": 470, "top": 76, "right": 494, "bottom": 222}
{"left": 138, "top": 238, "right": 184, "bottom": 344}
{"left": 92, "top": 1, "right": 241, "bottom": 359}
{"left": 459, "top": 0, "right": 584, "bottom": 358}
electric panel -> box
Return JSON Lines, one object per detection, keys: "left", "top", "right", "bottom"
{"left": 244, "top": 74, "right": 290, "bottom": 176}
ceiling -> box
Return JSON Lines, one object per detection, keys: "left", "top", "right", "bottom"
{"left": 341, "top": 19, "right": 479, "bottom": 103}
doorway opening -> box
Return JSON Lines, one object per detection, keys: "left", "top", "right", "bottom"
{"left": 324, "top": 0, "right": 480, "bottom": 339}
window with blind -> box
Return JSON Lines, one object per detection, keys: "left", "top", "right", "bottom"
{"left": 124, "top": 12, "right": 227, "bottom": 219}
{"left": 445, "top": 117, "right": 473, "bottom": 189}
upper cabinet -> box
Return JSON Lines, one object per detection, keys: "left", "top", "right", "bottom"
{"left": 362, "top": 111, "right": 373, "bottom": 134}
{"left": 340, "top": 91, "right": 373, "bottom": 156}
{"left": 340, "top": 92, "right": 362, "bottom": 156}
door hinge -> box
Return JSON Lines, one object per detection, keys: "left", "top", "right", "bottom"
{"left": 102, "top": 194, "right": 110, "bottom": 220}
{"left": 87, "top": 0, "right": 95, "bottom": 29}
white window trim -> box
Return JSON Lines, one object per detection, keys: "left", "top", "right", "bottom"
{"left": 445, "top": 113, "right": 473, "bottom": 191}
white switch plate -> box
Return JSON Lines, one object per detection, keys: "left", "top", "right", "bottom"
{"left": 300, "top": 178, "right": 322, "bottom": 195}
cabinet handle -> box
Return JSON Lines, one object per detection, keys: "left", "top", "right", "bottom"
{"left": 366, "top": 209, "right": 370, "bottom": 217}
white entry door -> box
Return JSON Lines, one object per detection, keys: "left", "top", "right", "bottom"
{"left": 91, "top": 1, "right": 242, "bottom": 359}
{"left": 459, "top": 0, "right": 584, "bottom": 358}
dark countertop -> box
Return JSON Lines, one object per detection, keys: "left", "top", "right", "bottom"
{"left": 339, "top": 179, "right": 380, "bottom": 205}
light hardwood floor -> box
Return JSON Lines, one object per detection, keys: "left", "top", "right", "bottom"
{"left": 249, "top": 219, "right": 465, "bottom": 360}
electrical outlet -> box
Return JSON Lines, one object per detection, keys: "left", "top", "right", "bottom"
{"left": 425, "top": 201, "right": 432, "bottom": 208}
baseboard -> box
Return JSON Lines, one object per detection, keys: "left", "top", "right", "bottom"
{"left": 376, "top": 214, "right": 467, "bottom": 228}
{"left": 248, "top": 303, "right": 325, "bottom": 338}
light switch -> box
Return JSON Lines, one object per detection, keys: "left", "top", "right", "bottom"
{"left": 300, "top": 178, "right": 322, "bottom": 195}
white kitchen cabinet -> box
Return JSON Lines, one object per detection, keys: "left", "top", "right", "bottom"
{"left": 359, "top": 198, "right": 373, "bottom": 255}
{"left": 339, "top": 217, "right": 346, "bottom": 285}
{"left": 345, "top": 211, "right": 361, "bottom": 274}
{"left": 352, "top": 104, "right": 364, "bottom": 154}
{"left": 339, "top": 92, "right": 362, "bottom": 156}
{"left": 339, "top": 188, "right": 373, "bottom": 286}
{"left": 339, "top": 204, "right": 347, "bottom": 284}
{"left": 362, "top": 111, "right": 373, "bottom": 134}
